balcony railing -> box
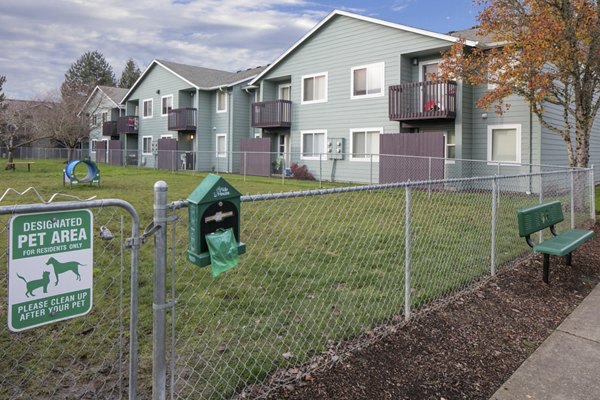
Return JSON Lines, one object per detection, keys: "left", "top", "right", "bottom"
{"left": 168, "top": 108, "right": 197, "bottom": 131}
{"left": 117, "top": 116, "right": 139, "bottom": 135}
{"left": 389, "top": 81, "right": 457, "bottom": 121}
{"left": 251, "top": 100, "right": 292, "bottom": 128}
{"left": 102, "top": 121, "right": 117, "bottom": 136}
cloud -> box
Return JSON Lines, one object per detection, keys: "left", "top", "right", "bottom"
{"left": 391, "top": 0, "right": 413, "bottom": 12}
{"left": 0, "top": 0, "right": 324, "bottom": 99}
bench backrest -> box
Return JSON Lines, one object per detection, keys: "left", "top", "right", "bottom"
{"left": 517, "top": 201, "right": 564, "bottom": 237}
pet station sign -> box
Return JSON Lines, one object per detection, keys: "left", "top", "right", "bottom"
{"left": 8, "top": 210, "right": 93, "bottom": 332}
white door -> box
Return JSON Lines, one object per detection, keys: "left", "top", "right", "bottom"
{"left": 278, "top": 133, "right": 290, "bottom": 167}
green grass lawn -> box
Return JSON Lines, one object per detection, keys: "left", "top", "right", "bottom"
{"left": 0, "top": 159, "right": 593, "bottom": 399}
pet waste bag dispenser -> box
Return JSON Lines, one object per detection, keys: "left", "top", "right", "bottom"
{"left": 186, "top": 174, "right": 246, "bottom": 273}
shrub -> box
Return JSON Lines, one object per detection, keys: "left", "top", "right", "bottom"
{"left": 290, "top": 162, "right": 315, "bottom": 180}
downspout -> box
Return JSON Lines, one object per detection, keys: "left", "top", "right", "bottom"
{"left": 194, "top": 89, "right": 199, "bottom": 170}
{"left": 528, "top": 102, "right": 533, "bottom": 194}
{"left": 243, "top": 85, "right": 259, "bottom": 138}
{"left": 219, "top": 86, "right": 233, "bottom": 173}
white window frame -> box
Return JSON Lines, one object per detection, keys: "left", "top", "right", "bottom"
{"left": 278, "top": 83, "right": 292, "bottom": 100}
{"left": 160, "top": 134, "right": 174, "bottom": 139}
{"left": 91, "top": 139, "right": 98, "bottom": 153}
{"left": 444, "top": 132, "right": 456, "bottom": 164}
{"left": 161, "top": 95, "right": 173, "bottom": 116}
{"left": 351, "top": 62, "right": 385, "bottom": 99}
{"left": 349, "top": 127, "right": 382, "bottom": 162}
{"left": 216, "top": 133, "right": 227, "bottom": 158}
{"left": 300, "top": 129, "right": 327, "bottom": 160}
{"left": 487, "top": 124, "right": 521, "bottom": 165}
{"left": 142, "top": 136, "right": 153, "bottom": 155}
{"left": 216, "top": 91, "right": 228, "bottom": 113}
{"left": 91, "top": 114, "right": 98, "bottom": 127}
{"left": 142, "top": 98, "right": 153, "bottom": 119}
{"left": 301, "top": 72, "right": 328, "bottom": 104}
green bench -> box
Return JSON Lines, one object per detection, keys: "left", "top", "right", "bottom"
{"left": 517, "top": 201, "right": 594, "bottom": 283}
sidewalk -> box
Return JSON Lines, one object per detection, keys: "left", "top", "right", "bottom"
{"left": 491, "top": 282, "right": 600, "bottom": 400}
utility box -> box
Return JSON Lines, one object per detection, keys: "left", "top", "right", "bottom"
{"left": 327, "top": 138, "right": 345, "bottom": 160}
{"left": 186, "top": 174, "right": 246, "bottom": 268}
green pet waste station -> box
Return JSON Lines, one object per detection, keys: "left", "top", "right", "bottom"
{"left": 186, "top": 174, "right": 246, "bottom": 276}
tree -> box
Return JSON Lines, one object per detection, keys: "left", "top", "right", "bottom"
{"left": 0, "top": 76, "right": 55, "bottom": 167}
{"left": 37, "top": 88, "right": 91, "bottom": 162}
{"left": 62, "top": 51, "right": 116, "bottom": 98}
{"left": 119, "top": 59, "right": 141, "bottom": 88}
{"left": 0, "top": 101, "right": 54, "bottom": 168}
{"left": 441, "top": 0, "right": 600, "bottom": 167}
{"left": 0, "top": 75, "right": 7, "bottom": 110}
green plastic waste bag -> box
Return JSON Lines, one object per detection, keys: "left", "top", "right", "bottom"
{"left": 205, "top": 228, "right": 238, "bottom": 277}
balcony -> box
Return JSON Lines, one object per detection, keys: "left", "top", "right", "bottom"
{"left": 117, "top": 116, "right": 139, "bottom": 135}
{"left": 168, "top": 108, "right": 197, "bottom": 131}
{"left": 251, "top": 100, "right": 292, "bottom": 129}
{"left": 102, "top": 121, "right": 117, "bottom": 136}
{"left": 389, "top": 81, "right": 457, "bottom": 121}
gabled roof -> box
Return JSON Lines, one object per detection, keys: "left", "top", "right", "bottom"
{"left": 78, "top": 85, "right": 127, "bottom": 116}
{"left": 99, "top": 86, "right": 129, "bottom": 105}
{"left": 121, "top": 60, "right": 266, "bottom": 103}
{"left": 250, "top": 9, "right": 480, "bottom": 85}
{"left": 448, "top": 28, "right": 500, "bottom": 47}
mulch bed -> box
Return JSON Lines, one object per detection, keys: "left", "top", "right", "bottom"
{"left": 260, "top": 223, "right": 600, "bottom": 400}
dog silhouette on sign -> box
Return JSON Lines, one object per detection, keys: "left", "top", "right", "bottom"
{"left": 16, "top": 271, "right": 51, "bottom": 297}
{"left": 46, "top": 257, "right": 86, "bottom": 286}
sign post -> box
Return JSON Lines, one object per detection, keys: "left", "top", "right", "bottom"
{"left": 8, "top": 210, "right": 93, "bottom": 332}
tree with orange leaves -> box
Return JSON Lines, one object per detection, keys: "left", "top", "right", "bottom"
{"left": 441, "top": 0, "right": 600, "bottom": 167}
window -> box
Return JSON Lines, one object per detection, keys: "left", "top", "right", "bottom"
{"left": 91, "top": 139, "right": 98, "bottom": 153}
{"left": 143, "top": 99, "right": 153, "bottom": 118}
{"left": 350, "top": 128, "right": 381, "bottom": 161}
{"left": 301, "top": 73, "right": 327, "bottom": 104}
{"left": 301, "top": 130, "right": 326, "bottom": 160}
{"left": 101, "top": 112, "right": 108, "bottom": 123}
{"left": 445, "top": 132, "right": 456, "bottom": 163}
{"left": 142, "top": 136, "right": 153, "bottom": 155}
{"left": 161, "top": 95, "right": 173, "bottom": 116}
{"left": 92, "top": 114, "right": 98, "bottom": 126}
{"left": 216, "top": 134, "right": 227, "bottom": 158}
{"left": 279, "top": 84, "right": 291, "bottom": 100}
{"left": 216, "top": 91, "right": 227, "bottom": 113}
{"left": 488, "top": 124, "right": 521, "bottom": 163}
{"left": 351, "top": 62, "right": 384, "bottom": 98}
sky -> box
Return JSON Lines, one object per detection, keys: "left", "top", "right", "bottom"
{"left": 0, "top": 0, "right": 482, "bottom": 100}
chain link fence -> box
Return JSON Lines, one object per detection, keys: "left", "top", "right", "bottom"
{"left": 150, "top": 167, "right": 594, "bottom": 399}
{"left": 9, "top": 146, "right": 578, "bottom": 185}
{"left": 0, "top": 193, "right": 142, "bottom": 399}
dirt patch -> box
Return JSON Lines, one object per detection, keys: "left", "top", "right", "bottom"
{"left": 256, "top": 224, "right": 600, "bottom": 400}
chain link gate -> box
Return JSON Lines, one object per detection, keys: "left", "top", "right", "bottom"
{"left": 0, "top": 195, "right": 141, "bottom": 399}
{"left": 150, "top": 168, "right": 594, "bottom": 399}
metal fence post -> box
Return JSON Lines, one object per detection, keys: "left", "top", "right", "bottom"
{"left": 319, "top": 154, "right": 323, "bottom": 188}
{"left": 243, "top": 152, "right": 247, "bottom": 182}
{"left": 281, "top": 156, "right": 285, "bottom": 185}
{"left": 539, "top": 173, "right": 544, "bottom": 243}
{"left": 153, "top": 181, "right": 168, "bottom": 400}
{"left": 405, "top": 185, "right": 412, "bottom": 321}
{"left": 491, "top": 177, "right": 497, "bottom": 276}
{"left": 428, "top": 157, "right": 432, "bottom": 198}
{"left": 570, "top": 169, "right": 575, "bottom": 229}
{"left": 590, "top": 166, "right": 596, "bottom": 222}
{"left": 370, "top": 154, "right": 373, "bottom": 186}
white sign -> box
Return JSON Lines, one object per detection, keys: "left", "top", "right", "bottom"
{"left": 8, "top": 210, "right": 93, "bottom": 332}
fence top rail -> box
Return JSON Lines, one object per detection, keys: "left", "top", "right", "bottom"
{"left": 164, "top": 168, "right": 591, "bottom": 208}
{"left": 0, "top": 199, "right": 140, "bottom": 228}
